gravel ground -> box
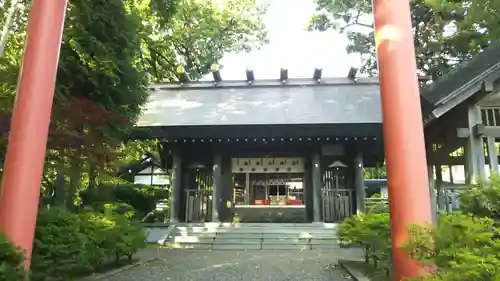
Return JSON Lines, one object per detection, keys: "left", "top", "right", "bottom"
{"left": 103, "top": 248, "right": 362, "bottom": 281}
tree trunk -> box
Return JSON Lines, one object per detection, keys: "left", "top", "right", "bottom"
{"left": 53, "top": 168, "right": 67, "bottom": 207}
{"left": 88, "top": 165, "right": 98, "bottom": 189}
{"left": 65, "top": 165, "right": 80, "bottom": 211}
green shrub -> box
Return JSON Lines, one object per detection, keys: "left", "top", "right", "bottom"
{"left": 404, "top": 212, "right": 500, "bottom": 281}
{"left": 366, "top": 201, "right": 389, "bottom": 213}
{"left": 460, "top": 173, "right": 500, "bottom": 218}
{"left": 143, "top": 208, "right": 169, "bottom": 223}
{"left": 111, "top": 215, "right": 147, "bottom": 262}
{"left": 0, "top": 233, "right": 26, "bottom": 281}
{"left": 80, "top": 184, "right": 169, "bottom": 219}
{"left": 30, "top": 208, "right": 92, "bottom": 281}
{"left": 30, "top": 208, "right": 147, "bottom": 281}
{"left": 77, "top": 212, "right": 117, "bottom": 268}
{"left": 340, "top": 211, "right": 500, "bottom": 281}
{"left": 100, "top": 202, "right": 136, "bottom": 218}
{"left": 338, "top": 212, "right": 392, "bottom": 274}
{"left": 78, "top": 211, "right": 146, "bottom": 264}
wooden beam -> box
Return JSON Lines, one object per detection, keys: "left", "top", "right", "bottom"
{"left": 456, "top": 126, "right": 500, "bottom": 138}
{"left": 431, "top": 154, "right": 500, "bottom": 165}
{"left": 484, "top": 126, "right": 500, "bottom": 137}
{"left": 456, "top": 128, "right": 470, "bottom": 139}
{"left": 486, "top": 136, "right": 499, "bottom": 173}
{"left": 483, "top": 80, "right": 495, "bottom": 92}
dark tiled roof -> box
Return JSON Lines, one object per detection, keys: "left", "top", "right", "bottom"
{"left": 117, "top": 152, "right": 161, "bottom": 181}
{"left": 138, "top": 79, "right": 382, "bottom": 127}
{"left": 422, "top": 44, "right": 500, "bottom": 118}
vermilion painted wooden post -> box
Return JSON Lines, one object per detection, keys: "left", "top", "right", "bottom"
{"left": 372, "top": 0, "right": 433, "bottom": 279}
{"left": 0, "top": 0, "right": 68, "bottom": 269}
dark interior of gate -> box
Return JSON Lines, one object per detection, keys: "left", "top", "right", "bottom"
{"left": 134, "top": 78, "right": 385, "bottom": 223}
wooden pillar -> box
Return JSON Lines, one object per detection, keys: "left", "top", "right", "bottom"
{"left": 465, "top": 105, "right": 485, "bottom": 184}
{"left": 427, "top": 165, "right": 437, "bottom": 222}
{"left": 448, "top": 165, "right": 454, "bottom": 184}
{"left": 170, "top": 149, "right": 182, "bottom": 222}
{"left": 211, "top": 152, "right": 222, "bottom": 222}
{"left": 354, "top": 150, "right": 365, "bottom": 213}
{"left": 312, "top": 152, "right": 323, "bottom": 222}
{"left": 220, "top": 155, "right": 233, "bottom": 221}
{"left": 486, "top": 137, "right": 499, "bottom": 174}
{"left": 244, "top": 173, "right": 250, "bottom": 205}
{"left": 182, "top": 168, "right": 197, "bottom": 222}
{"left": 304, "top": 158, "right": 314, "bottom": 221}
{"left": 435, "top": 165, "right": 445, "bottom": 211}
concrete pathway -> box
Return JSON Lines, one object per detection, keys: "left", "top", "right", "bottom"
{"left": 103, "top": 248, "right": 362, "bottom": 281}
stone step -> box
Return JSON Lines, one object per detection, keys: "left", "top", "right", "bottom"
{"left": 172, "top": 231, "right": 336, "bottom": 238}
{"left": 163, "top": 223, "right": 340, "bottom": 250}
{"left": 261, "top": 238, "right": 310, "bottom": 244}
{"left": 165, "top": 242, "right": 212, "bottom": 249}
{"left": 212, "top": 243, "right": 262, "bottom": 250}
{"left": 176, "top": 223, "right": 339, "bottom": 230}
{"left": 171, "top": 236, "right": 215, "bottom": 243}
{"left": 213, "top": 229, "right": 336, "bottom": 234}
{"left": 261, "top": 243, "right": 311, "bottom": 250}
{"left": 261, "top": 232, "right": 334, "bottom": 238}
{"left": 215, "top": 236, "right": 263, "bottom": 241}
{"left": 172, "top": 231, "right": 217, "bottom": 237}
{"left": 215, "top": 232, "right": 264, "bottom": 237}
{"left": 213, "top": 240, "right": 262, "bottom": 245}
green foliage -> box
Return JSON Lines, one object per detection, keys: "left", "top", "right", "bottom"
{"left": 366, "top": 201, "right": 389, "bottom": 214}
{"left": 114, "top": 184, "right": 168, "bottom": 216}
{"left": 143, "top": 208, "right": 170, "bottom": 223}
{"left": 80, "top": 184, "right": 169, "bottom": 218}
{"left": 339, "top": 210, "right": 500, "bottom": 280}
{"left": 404, "top": 212, "right": 500, "bottom": 281}
{"left": 30, "top": 208, "right": 146, "bottom": 281}
{"left": 364, "top": 166, "right": 386, "bottom": 179}
{"left": 30, "top": 208, "right": 92, "bottom": 280}
{"left": 459, "top": 173, "right": 500, "bottom": 218}
{"left": 139, "top": 0, "right": 268, "bottom": 82}
{"left": 338, "top": 213, "right": 392, "bottom": 275}
{"left": 110, "top": 215, "right": 147, "bottom": 262}
{"left": 0, "top": 233, "right": 26, "bottom": 281}
{"left": 309, "top": 0, "right": 494, "bottom": 78}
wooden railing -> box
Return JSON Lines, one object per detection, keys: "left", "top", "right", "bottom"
{"left": 481, "top": 107, "right": 500, "bottom": 126}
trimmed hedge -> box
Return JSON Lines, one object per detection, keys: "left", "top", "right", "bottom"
{"left": 0, "top": 233, "right": 26, "bottom": 281}
{"left": 1, "top": 208, "right": 146, "bottom": 281}
{"left": 339, "top": 211, "right": 500, "bottom": 281}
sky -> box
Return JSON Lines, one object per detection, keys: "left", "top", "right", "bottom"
{"left": 202, "top": 0, "right": 360, "bottom": 81}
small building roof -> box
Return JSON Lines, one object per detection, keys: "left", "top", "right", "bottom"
{"left": 422, "top": 44, "right": 500, "bottom": 122}
{"left": 116, "top": 152, "right": 161, "bottom": 182}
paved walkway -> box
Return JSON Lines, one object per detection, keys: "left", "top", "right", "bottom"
{"left": 103, "top": 248, "right": 362, "bottom": 281}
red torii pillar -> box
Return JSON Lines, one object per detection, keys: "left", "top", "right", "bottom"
{"left": 373, "top": 0, "right": 432, "bottom": 280}
{"left": 0, "top": 0, "right": 68, "bottom": 269}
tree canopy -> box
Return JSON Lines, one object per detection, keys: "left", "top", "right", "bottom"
{"left": 309, "top": 0, "right": 498, "bottom": 79}
{"left": 0, "top": 0, "right": 268, "bottom": 207}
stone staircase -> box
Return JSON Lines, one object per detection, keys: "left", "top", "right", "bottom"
{"left": 159, "top": 223, "right": 340, "bottom": 250}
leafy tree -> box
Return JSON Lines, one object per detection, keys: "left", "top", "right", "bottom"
{"left": 140, "top": 0, "right": 268, "bottom": 82}
{"left": 0, "top": 0, "right": 268, "bottom": 208}
{"left": 364, "top": 165, "right": 386, "bottom": 179}
{"left": 309, "top": 0, "right": 494, "bottom": 78}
